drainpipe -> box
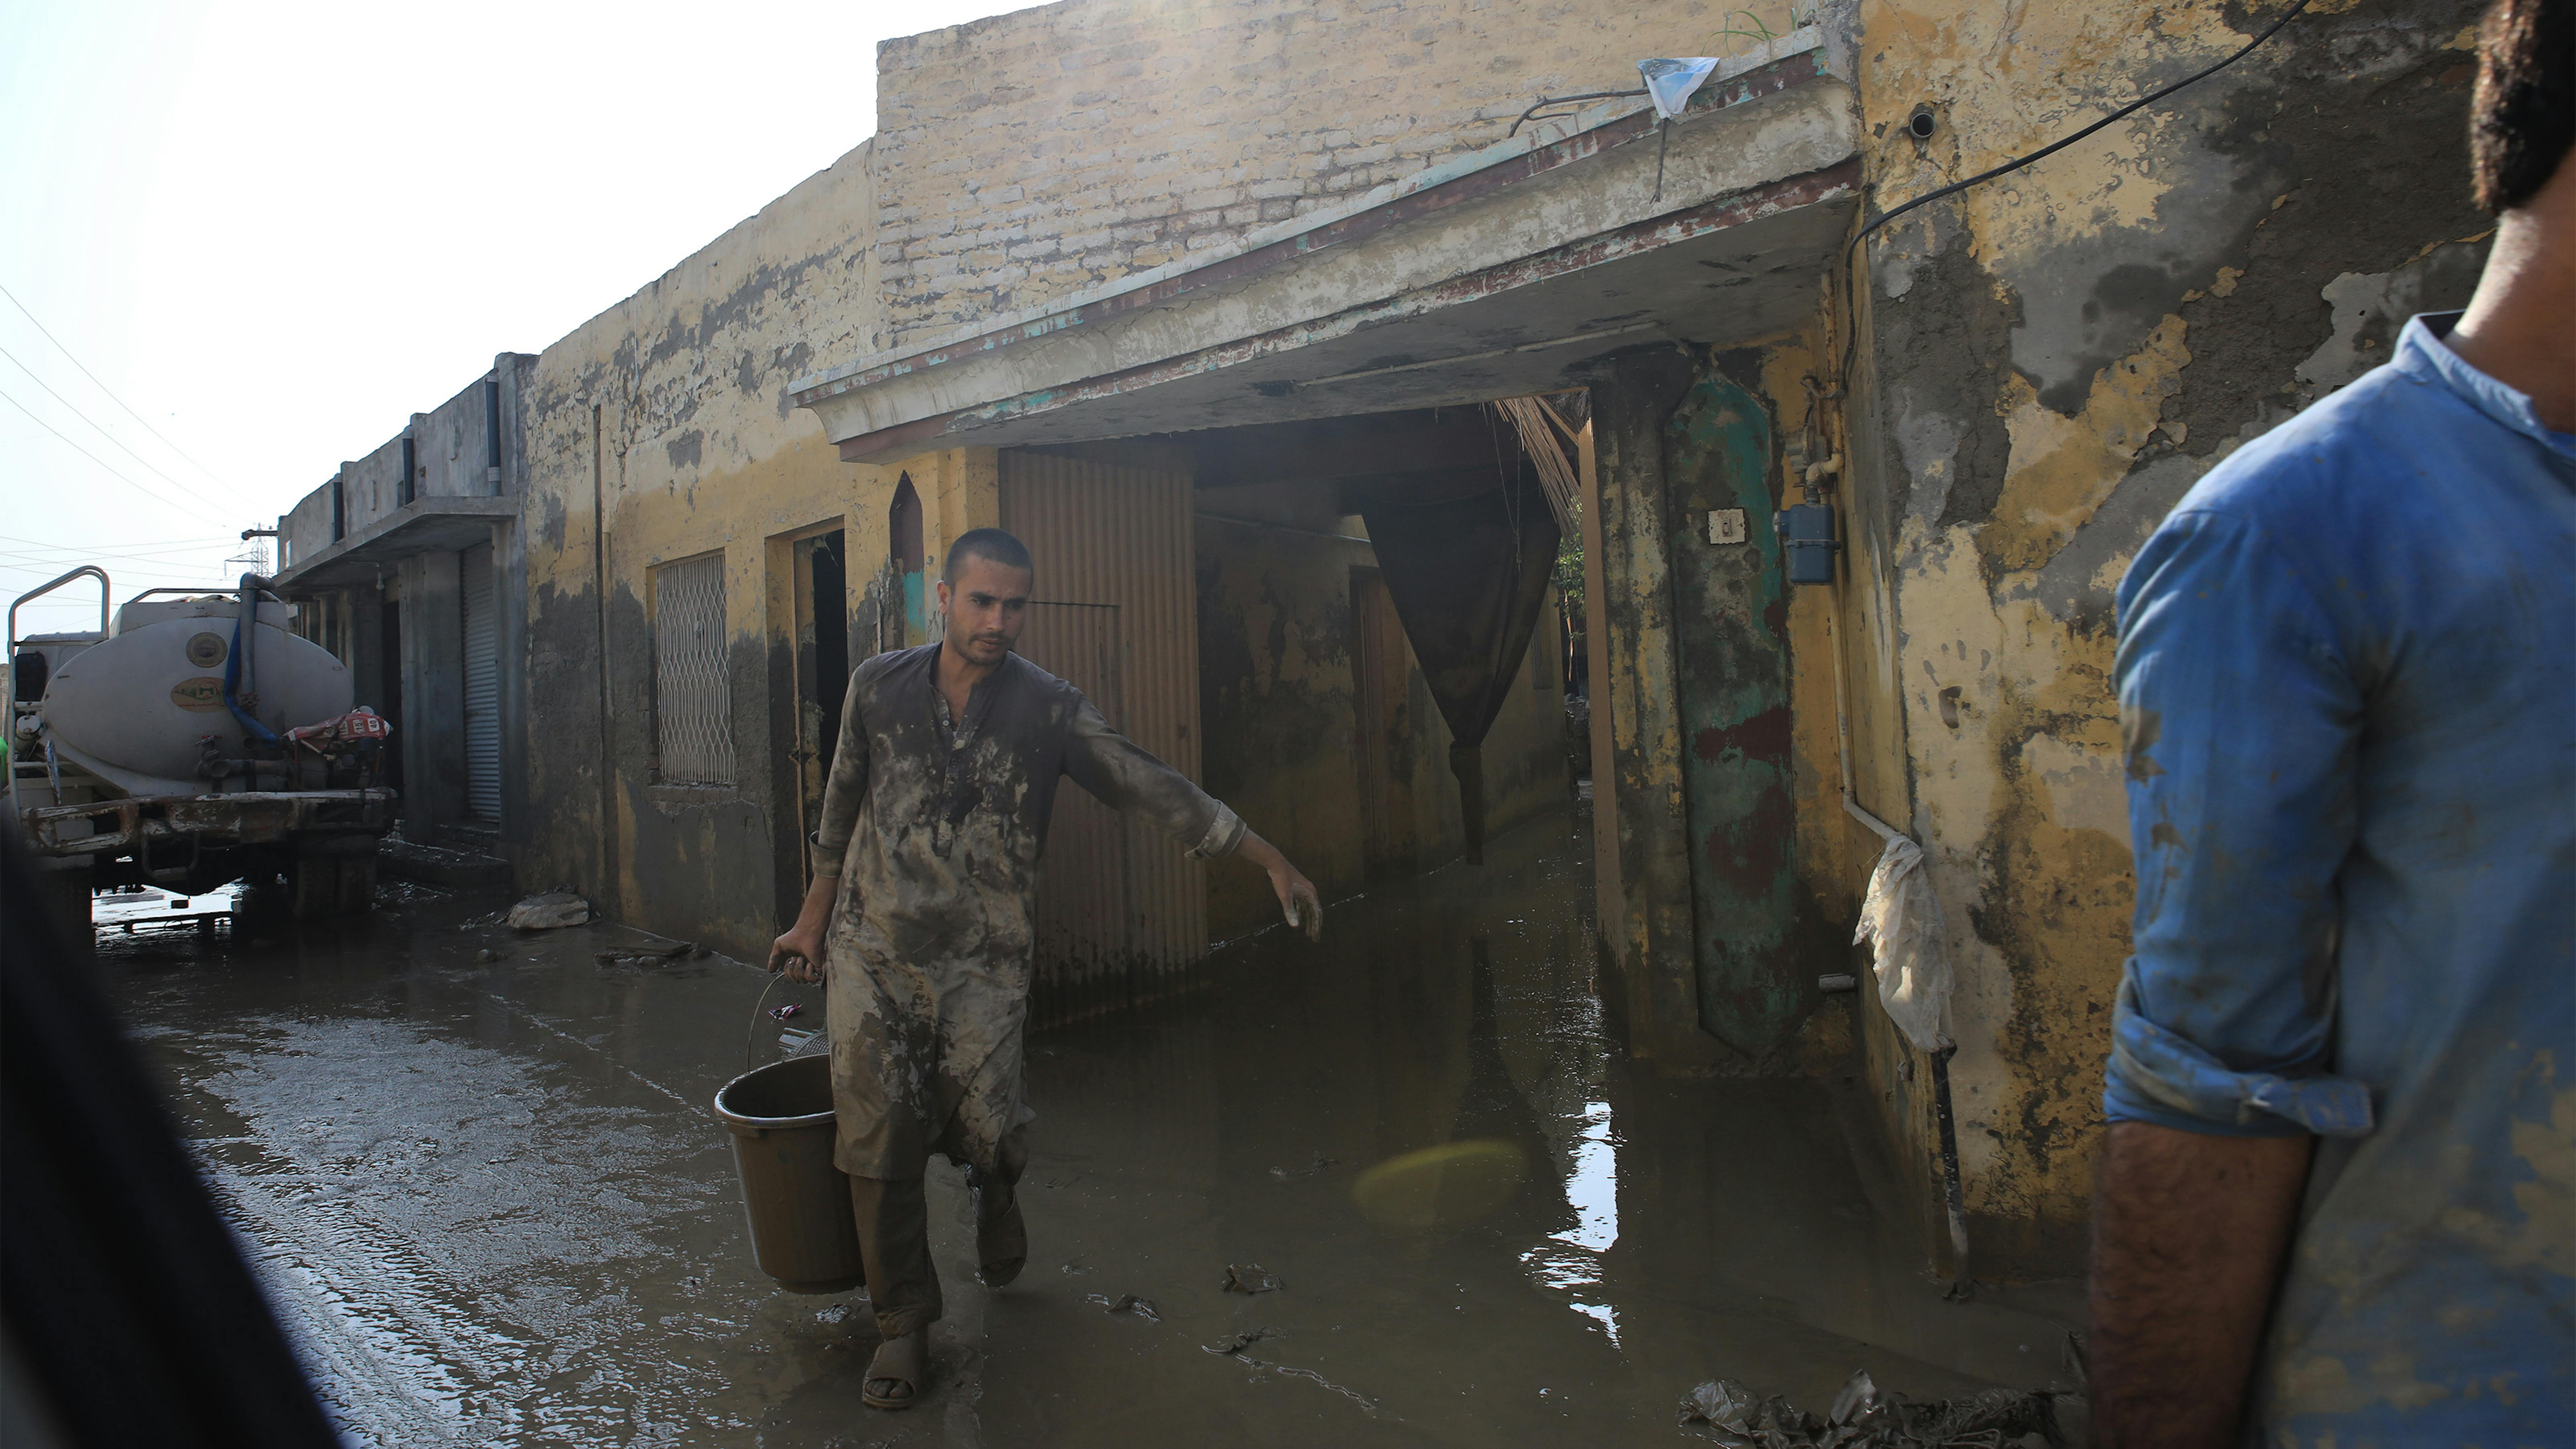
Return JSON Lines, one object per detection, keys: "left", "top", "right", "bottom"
{"left": 1823, "top": 530, "right": 1973, "bottom": 1300}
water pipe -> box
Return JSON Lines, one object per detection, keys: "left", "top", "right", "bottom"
{"left": 1822, "top": 543, "right": 1972, "bottom": 1298}
{"left": 225, "top": 573, "right": 281, "bottom": 752}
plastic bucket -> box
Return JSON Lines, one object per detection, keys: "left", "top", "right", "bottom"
{"left": 713, "top": 1054, "right": 864, "bottom": 1294}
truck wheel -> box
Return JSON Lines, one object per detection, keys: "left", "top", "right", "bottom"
{"left": 289, "top": 854, "right": 337, "bottom": 920}
{"left": 42, "top": 867, "right": 94, "bottom": 958}
{"left": 336, "top": 854, "right": 378, "bottom": 914}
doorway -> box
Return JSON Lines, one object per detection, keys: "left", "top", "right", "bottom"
{"left": 791, "top": 529, "right": 849, "bottom": 861}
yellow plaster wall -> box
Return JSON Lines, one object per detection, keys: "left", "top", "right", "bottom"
{"left": 1840, "top": 0, "right": 2490, "bottom": 1272}
{"left": 515, "top": 139, "right": 908, "bottom": 956}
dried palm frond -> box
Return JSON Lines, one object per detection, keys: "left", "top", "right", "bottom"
{"left": 1491, "top": 394, "right": 1581, "bottom": 534}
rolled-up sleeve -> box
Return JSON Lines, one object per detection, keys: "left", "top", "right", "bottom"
{"left": 2106, "top": 510, "right": 2374, "bottom": 1139}
{"left": 809, "top": 669, "right": 871, "bottom": 878}
{"left": 1060, "top": 694, "right": 1244, "bottom": 859}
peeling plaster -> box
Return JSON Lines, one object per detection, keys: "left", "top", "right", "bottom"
{"left": 1850, "top": 0, "right": 2486, "bottom": 1273}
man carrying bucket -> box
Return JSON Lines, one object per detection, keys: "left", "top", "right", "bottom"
{"left": 768, "top": 526, "right": 1323, "bottom": 1412}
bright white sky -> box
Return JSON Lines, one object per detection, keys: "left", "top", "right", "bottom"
{"left": 1, "top": 0, "right": 1010, "bottom": 634}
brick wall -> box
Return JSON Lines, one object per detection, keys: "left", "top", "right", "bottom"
{"left": 873, "top": 0, "right": 1805, "bottom": 348}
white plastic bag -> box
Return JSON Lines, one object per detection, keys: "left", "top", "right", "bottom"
{"left": 1852, "top": 835, "right": 1953, "bottom": 1053}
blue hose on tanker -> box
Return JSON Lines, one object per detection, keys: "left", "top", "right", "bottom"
{"left": 224, "top": 573, "right": 280, "bottom": 749}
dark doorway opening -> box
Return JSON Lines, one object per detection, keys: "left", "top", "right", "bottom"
{"left": 793, "top": 530, "right": 849, "bottom": 861}
{"left": 810, "top": 534, "right": 848, "bottom": 778}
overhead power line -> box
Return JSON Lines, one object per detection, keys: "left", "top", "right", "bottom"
{"left": 0, "top": 542, "right": 252, "bottom": 570}
{"left": 0, "top": 531, "right": 237, "bottom": 553}
{"left": 0, "top": 384, "right": 238, "bottom": 527}
{"left": 0, "top": 343, "right": 213, "bottom": 502}
{"left": 0, "top": 281, "right": 263, "bottom": 510}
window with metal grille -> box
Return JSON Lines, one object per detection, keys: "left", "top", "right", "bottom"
{"left": 651, "top": 552, "right": 735, "bottom": 786}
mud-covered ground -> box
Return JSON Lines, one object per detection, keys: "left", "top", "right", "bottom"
{"left": 101, "top": 813, "right": 2083, "bottom": 1446}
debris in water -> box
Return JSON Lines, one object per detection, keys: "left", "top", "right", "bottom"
{"left": 507, "top": 892, "right": 591, "bottom": 930}
{"left": 1202, "top": 1327, "right": 1279, "bottom": 1356}
{"left": 475, "top": 948, "right": 498, "bottom": 963}
{"left": 1678, "top": 1368, "right": 2063, "bottom": 1446}
{"left": 1085, "top": 1293, "right": 1159, "bottom": 1321}
{"left": 595, "top": 940, "right": 693, "bottom": 966}
{"left": 769, "top": 1003, "right": 804, "bottom": 1020}
{"left": 1221, "top": 1263, "right": 1284, "bottom": 1294}
{"left": 1681, "top": 1379, "right": 1761, "bottom": 1435}
{"left": 816, "top": 1303, "right": 855, "bottom": 1324}
{"left": 1268, "top": 1153, "right": 1340, "bottom": 1181}
{"left": 1059, "top": 1260, "right": 1097, "bottom": 1276}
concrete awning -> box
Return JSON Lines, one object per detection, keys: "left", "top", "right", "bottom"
{"left": 272, "top": 496, "right": 516, "bottom": 591}
{"left": 794, "top": 32, "right": 1859, "bottom": 462}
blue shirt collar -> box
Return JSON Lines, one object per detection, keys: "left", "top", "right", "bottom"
{"left": 2397, "top": 312, "right": 2576, "bottom": 463}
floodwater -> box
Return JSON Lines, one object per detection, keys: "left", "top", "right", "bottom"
{"left": 101, "top": 812, "right": 2084, "bottom": 1446}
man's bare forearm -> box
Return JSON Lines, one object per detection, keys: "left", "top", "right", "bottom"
{"left": 2090, "top": 1122, "right": 2312, "bottom": 1447}
{"left": 793, "top": 869, "right": 837, "bottom": 934}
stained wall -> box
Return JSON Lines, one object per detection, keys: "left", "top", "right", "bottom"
{"left": 1834, "top": 0, "right": 2490, "bottom": 1273}
{"left": 516, "top": 139, "right": 908, "bottom": 960}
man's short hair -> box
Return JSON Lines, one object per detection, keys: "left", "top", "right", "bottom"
{"left": 2471, "top": 0, "right": 2573, "bottom": 214}
{"left": 943, "top": 527, "right": 1033, "bottom": 583}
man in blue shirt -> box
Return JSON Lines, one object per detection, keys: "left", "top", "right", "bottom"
{"left": 2090, "top": 2, "right": 2574, "bottom": 1443}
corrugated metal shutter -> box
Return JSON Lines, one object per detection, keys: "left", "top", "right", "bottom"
{"left": 1001, "top": 452, "right": 1201, "bottom": 1021}
{"left": 460, "top": 542, "right": 502, "bottom": 822}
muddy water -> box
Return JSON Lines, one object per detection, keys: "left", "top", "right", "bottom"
{"left": 103, "top": 815, "right": 2080, "bottom": 1446}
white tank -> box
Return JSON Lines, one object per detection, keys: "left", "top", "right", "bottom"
{"left": 42, "top": 614, "right": 353, "bottom": 782}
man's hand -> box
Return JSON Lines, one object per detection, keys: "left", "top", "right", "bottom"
{"left": 2090, "top": 1121, "right": 2312, "bottom": 1447}
{"left": 769, "top": 871, "right": 839, "bottom": 984}
{"left": 1235, "top": 830, "right": 1322, "bottom": 941}
{"left": 769, "top": 924, "right": 824, "bottom": 984}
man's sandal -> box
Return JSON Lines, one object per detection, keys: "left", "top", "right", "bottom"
{"left": 863, "top": 1331, "right": 925, "bottom": 1411}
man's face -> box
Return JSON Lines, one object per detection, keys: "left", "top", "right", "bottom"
{"left": 938, "top": 554, "right": 1032, "bottom": 666}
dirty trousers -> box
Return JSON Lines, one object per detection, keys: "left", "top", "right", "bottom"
{"left": 847, "top": 1137, "right": 1025, "bottom": 1341}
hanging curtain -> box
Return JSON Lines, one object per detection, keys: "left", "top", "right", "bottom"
{"left": 1359, "top": 468, "right": 1560, "bottom": 863}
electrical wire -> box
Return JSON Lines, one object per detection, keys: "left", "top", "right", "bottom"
{"left": 0, "top": 540, "right": 248, "bottom": 569}
{"left": 1843, "top": 0, "right": 2313, "bottom": 266}
{"left": 0, "top": 531, "right": 238, "bottom": 553}
{"left": 1844, "top": 0, "right": 2329, "bottom": 379}
{"left": 0, "top": 282, "right": 260, "bottom": 508}
{"left": 0, "top": 385, "right": 238, "bottom": 527}
{"left": 0, "top": 343, "right": 216, "bottom": 502}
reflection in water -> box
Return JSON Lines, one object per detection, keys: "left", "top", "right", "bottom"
{"left": 1351, "top": 1139, "right": 1530, "bottom": 1230}
{"left": 99, "top": 810, "right": 2079, "bottom": 1447}
{"left": 1522, "top": 1098, "right": 1622, "bottom": 1346}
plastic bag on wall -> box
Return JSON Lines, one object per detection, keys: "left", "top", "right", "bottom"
{"left": 1637, "top": 57, "right": 1720, "bottom": 120}
{"left": 1852, "top": 834, "right": 1953, "bottom": 1053}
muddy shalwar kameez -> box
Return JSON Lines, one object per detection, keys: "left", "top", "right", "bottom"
{"left": 808, "top": 643, "right": 1242, "bottom": 1335}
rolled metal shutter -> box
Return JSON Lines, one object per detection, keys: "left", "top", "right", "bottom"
{"left": 461, "top": 542, "right": 502, "bottom": 821}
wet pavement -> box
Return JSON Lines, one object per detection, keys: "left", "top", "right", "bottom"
{"left": 100, "top": 811, "right": 2085, "bottom": 1446}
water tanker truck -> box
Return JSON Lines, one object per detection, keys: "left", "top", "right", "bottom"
{"left": 8, "top": 568, "right": 397, "bottom": 938}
